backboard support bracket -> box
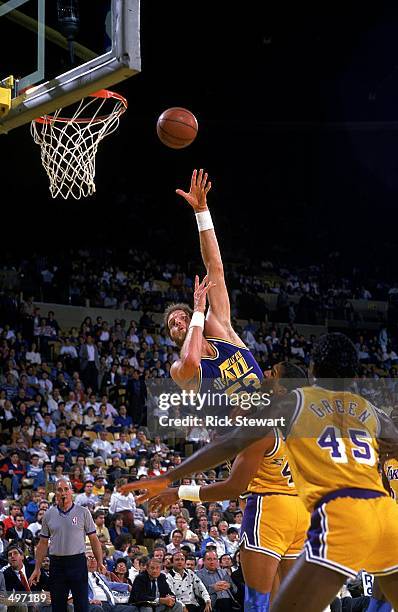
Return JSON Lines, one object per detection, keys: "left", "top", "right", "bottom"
{"left": 0, "top": 0, "right": 140, "bottom": 134}
{"left": 0, "top": 75, "right": 14, "bottom": 116}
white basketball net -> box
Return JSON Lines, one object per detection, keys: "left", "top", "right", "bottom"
{"left": 31, "top": 90, "right": 127, "bottom": 199}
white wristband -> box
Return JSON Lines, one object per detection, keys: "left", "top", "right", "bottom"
{"left": 189, "top": 311, "right": 205, "bottom": 330}
{"left": 178, "top": 484, "right": 201, "bottom": 501}
{"left": 195, "top": 210, "right": 214, "bottom": 232}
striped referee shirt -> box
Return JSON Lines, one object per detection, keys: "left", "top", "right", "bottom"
{"left": 40, "top": 503, "right": 96, "bottom": 556}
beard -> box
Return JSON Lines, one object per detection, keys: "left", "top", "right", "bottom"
{"left": 173, "top": 330, "right": 187, "bottom": 348}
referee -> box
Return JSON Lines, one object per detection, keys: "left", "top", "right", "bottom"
{"left": 29, "top": 478, "right": 105, "bottom": 612}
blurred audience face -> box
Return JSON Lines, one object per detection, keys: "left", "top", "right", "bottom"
{"left": 203, "top": 551, "right": 219, "bottom": 571}
{"left": 210, "top": 511, "right": 221, "bottom": 524}
{"left": 218, "top": 521, "right": 229, "bottom": 535}
{"left": 185, "top": 557, "right": 196, "bottom": 571}
{"left": 147, "top": 559, "right": 162, "bottom": 579}
{"left": 14, "top": 515, "right": 25, "bottom": 530}
{"left": 198, "top": 517, "right": 209, "bottom": 531}
{"left": 172, "top": 553, "right": 186, "bottom": 572}
{"left": 175, "top": 517, "right": 188, "bottom": 531}
{"left": 7, "top": 547, "right": 24, "bottom": 571}
{"left": 153, "top": 548, "right": 165, "bottom": 563}
{"left": 86, "top": 554, "right": 97, "bottom": 571}
{"left": 220, "top": 554, "right": 232, "bottom": 569}
{"left": 171, "top": 531, "right": 183, "bottom": 546}
{"left": 41, "top": 556, "right": 50, "bottom": 571}
{"left": 164, "top": 554, "right": 173, "bottom": 570}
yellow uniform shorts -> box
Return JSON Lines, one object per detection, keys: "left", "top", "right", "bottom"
{"left": 240, "top": 493, "right": 309, "bottom": 560}
{"left": 306, "top": 488, "right": 398, "bottom": 577}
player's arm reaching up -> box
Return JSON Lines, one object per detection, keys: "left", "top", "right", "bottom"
{"left": 176, "top": 169, "right": 240, "bottom": 343}
{"left": 170, "top": 274, "right": 215, "bottom": 389}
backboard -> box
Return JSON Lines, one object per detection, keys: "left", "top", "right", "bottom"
{"left": 0, "top": 0, "right": 140, "bottom": 134}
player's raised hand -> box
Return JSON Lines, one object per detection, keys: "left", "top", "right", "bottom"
{"left": 149, "top": 487, "right": 179, "bottom": 513}
{"left": 194, "top": 274, "right": 216, "bottom": 313}
{"left": 119, "top": 473, "right": 172, "bottom": 503}
{"left": 176, "top": 168, "right": 212, "bottom": 212}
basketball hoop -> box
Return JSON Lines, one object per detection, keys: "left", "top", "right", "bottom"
{"left": 31, "top": 89, "right": 127, "bottom": 199}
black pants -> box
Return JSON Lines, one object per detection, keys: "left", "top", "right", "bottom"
{"left": 185, "top": 605, "right": 205, "bottom": 612}
{"left": 82, "top": 362, "right": 99, "bottom": 392}
{"left": 49, "top": 553, "right": 88, "bottom": 612}
{"left": 214, "top": 599, "right": 235, "bottom": 612}
{"left": 341, "top": 597, "right": 370, "bottom": 611}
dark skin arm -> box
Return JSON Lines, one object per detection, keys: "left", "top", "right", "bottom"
{"left": 120, "top": 392, "right": 398, "bottom": 502}
{"left": 121, "top": 395, "right": 294, "bottom": 501}
{"left": 150, "top": 432, "right": 275, "bottom": 512}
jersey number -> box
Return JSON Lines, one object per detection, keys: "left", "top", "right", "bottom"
{"left": 281, "top": 461, "right": 295, "bottom": 487}
{"left": 317, "top": 426, "right": 375, "bottom": 466}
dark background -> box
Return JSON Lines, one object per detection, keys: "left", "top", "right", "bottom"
{"left": 3, "top": 2, "right": 398, "bottom": 274}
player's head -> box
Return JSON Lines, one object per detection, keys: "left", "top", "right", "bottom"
{"left": 263, "top": 361, "right": 307, "bottom": 396}
{"left": 271, "top": 361, "right": 308, "bottom": 393}
{"left": 164, "top": 303, "right": 193, "bottom": 347}
{"left": 311, "top": 332, "right": 358, "bottom": 380}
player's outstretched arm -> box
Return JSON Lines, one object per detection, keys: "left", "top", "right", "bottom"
{"left": 150, "top": 433, "right": 275, "bottom": 511}
{"left": 176, "top": 169, "right": 231, "bottom": 334}
{"left": 171, "top": 274, "right": 215, "bottom": 387}
{"left": 121, "top": 395, "right": 294, "bottom": 502}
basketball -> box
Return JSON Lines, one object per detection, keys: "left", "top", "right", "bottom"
{"left": 156, "top": 107, "right": 198, "bottom": 149}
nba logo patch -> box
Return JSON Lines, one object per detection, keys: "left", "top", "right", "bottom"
{"left": 72, "top": 516, "right": 78, "bottom": 525}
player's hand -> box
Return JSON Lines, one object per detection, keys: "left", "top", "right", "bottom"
{"left": 120, "top": 474, "right": 172, "bottom": 503}
{"left": 28, "top": 568, "right": 41, "bottom": 586}
{"left": 176, "top": 168, "right": 212, "bottom": 212}
{"left": 98, "top": 563, "right": 108, "bottom": 575}
{"left": 193, "top": 275, "right": 216, "bottom": 314}
{"left": 149, "top": 487, "right": 179, "bottom": 512}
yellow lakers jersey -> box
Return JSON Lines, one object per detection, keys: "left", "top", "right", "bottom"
{"left": 248, "top": 429, "right": 298, "bottom": 495}
{"left": 286, "top": 386, "right": 385, "bottom": 512}
{"left": 384, "top": 457, "right": 398, "bottom": 501}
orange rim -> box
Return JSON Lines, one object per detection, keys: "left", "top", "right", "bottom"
{"left": 34, "top": 89, "right": 127, "bottom": 125}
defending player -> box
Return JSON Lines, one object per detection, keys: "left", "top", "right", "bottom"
{"left": 149, "top": 362, "right": 310, "bottom": 612}
{"left": 122, "top": 333, "right": 398, "bottom": 611}
{"left": 164, "top": 169, "right": 263, "bottom": 401}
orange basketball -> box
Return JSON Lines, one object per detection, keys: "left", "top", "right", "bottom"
{"left": 156, "top": 107, "right": 198, "bottom": 149}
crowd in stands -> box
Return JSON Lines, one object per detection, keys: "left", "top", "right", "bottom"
{"left": 0, "top": 303, "right": 249, "bottom": 610}
{"left": 1, "top": 248, "right": 398, "bottom": 326}
{"left": 0, "top": 263, "right": 388, "bottom": 609}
